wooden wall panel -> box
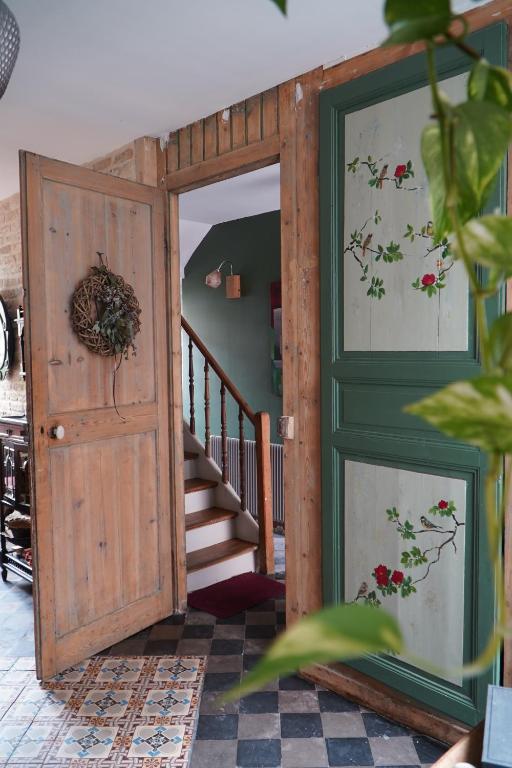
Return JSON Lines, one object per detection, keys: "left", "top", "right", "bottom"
{"left": 246, "top": 95, "right": 262, "bottom": 144}
{"left": 262, "top": 89, "right": 279, "bottom": 138}
{"left": 231, "top": 102, "right": 247, "bottom": 149}
{"left": 178, "top": 126, "right": 191, "bottom": 168}
{"left": 217, "top": 109, "right": 232, "bottom": 154}
{"left": 167, "top": 133, "right": 179, "bottom": 173}
{"left": 191, "top": 121, "right": 204, "bottom": 165}
{"left": 161, "top": 89, "right": 279, "bottom": 173}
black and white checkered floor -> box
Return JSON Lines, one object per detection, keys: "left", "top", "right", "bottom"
{"left": 0, "top": 557, "right": 447, "bottom": 767}
{"left": 103, "top": 594, "right": 446, "bottom": 768}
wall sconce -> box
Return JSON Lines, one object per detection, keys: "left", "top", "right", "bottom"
{"left": 205, "top": 260, "right": 241, "bottom": 299}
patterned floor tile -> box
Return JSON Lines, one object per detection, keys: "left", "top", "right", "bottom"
{"left": 141, "top": 687, "right": 193, "bottom": 716}
{"left": 77, "top": 688, "right": 133, "bottom": 717}
{"left": 57, "top": 724, "right": 118, "bottom": 758}
{"left": 8, "top": 686, "right": 73, "bottom": 719}
{"left": 0, "top": 723, "right": 28, "bottom": 760}
{"left": 50, "top": 659, "right": 90, "bottom": 684}
{"left": 7, "top": 722, "right": 54, "bottom": 762}
{"left": 154, "top": 657, "right": 201, "bottom": 682}
{"left": 96, "top": 658, "right": 145, "bottom": 683}
{"left": 128, "top": 724, "right": 185, "bottom": 758}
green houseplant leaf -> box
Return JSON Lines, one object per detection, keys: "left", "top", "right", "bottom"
{"left": 421, "top": 102, "right": 512, "bottom": 238}
{"left": 468, "top": 60, "right": 512, "bottom": 112}
{"left": 225, "top": 603, "right": 403, "bottom": 700}
{"left": 269, "top": 0, "right": 287, "bottom": 14}
{"left": 383, "top": 0, "right": 453, "bottom": 45}
{"left": 406, "top": 376, "right": 512, "bottom": 453}
{"left": 454, "top": 215, "right": 512, "bottom": 277}
{"left": 489, "top": 314, "right": 512, "bottom": 373}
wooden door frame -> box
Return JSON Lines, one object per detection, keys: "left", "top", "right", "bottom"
{"left": 163, "top": 136, "right": 282, "bottom": 610}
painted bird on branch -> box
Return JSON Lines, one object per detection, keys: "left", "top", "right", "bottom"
{"left": 356, "top": 581, "right": 368, "bottom": 600}
{"left": 362, "top": 233, "right": 373, "bottom": 259}
{"left": 376, "top": 164, "right": 388, "bottom": 189}
{"left": 420, "top": 515, "right": 443, "bottom": 531}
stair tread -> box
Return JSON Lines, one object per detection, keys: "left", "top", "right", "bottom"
{"left": 184, "top": 451, "right": 198, "bottom": 461}
{"left": 185, "top": 477, "right": 218, "bottom": 494}
{"left": 186, "top": 507, "right": 237, "bottom": 531}
{"left": 187, "top": 538, "right": 257, "bottom": 573}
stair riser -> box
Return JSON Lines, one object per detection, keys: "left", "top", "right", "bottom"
{"left": 185, "top": 488, "right": 216, "bottom": 514}
{"left": 186, "top": 519, "right": 236, "bottom": 554}
{"left": 184, "top": 459, "right": 198, "bottom": 481}
{"left": 187, "top": 550, "right": 257, "bottom": 592}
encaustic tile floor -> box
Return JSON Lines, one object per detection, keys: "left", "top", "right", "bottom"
{"left": 0, "top": 571, "right": 446, "bottom": 768}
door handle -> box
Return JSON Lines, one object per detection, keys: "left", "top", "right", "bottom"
{"left": 49, "top": 425, "right": 65, "bottom": 440}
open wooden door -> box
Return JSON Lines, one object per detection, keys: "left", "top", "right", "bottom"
{"left": 20, "top": 152, "right": 175, "bottom": 679}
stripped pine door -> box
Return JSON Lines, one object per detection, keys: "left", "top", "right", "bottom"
{"left": 20, "top": 152, "right": 174, "bottom": 679}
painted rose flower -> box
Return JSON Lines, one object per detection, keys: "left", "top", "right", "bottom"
{"left": 438, "top": 500, "right": 448, "bottom": 510}
{"left": 421, "top": 273, "right": 436, "bottom": 287}
{"left": 373, "top": 564, "right": 389, "bottom": 587}
{"left": 391, "top": 570, "right": 404, "bottom": 586}
{"left": 394, "top": 164, "right": 407, "bottom": 178}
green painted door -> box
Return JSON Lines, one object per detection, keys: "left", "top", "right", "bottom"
{"left": 319, "top": 24, "right": 507, "bottom": 726}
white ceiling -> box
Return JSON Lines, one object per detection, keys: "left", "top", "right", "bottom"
{"left": 180, "top": 163, "right": 280, "bottom": 225}
{"left": 0, "top": 0, "right": 491, "bottom": 199}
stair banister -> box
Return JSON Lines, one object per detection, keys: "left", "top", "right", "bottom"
{"left": 181, "top": 315, "right": 274, "bottom": 575}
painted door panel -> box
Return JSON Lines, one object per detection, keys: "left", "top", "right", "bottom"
{"left": 320, "top": 25, "right": 506, "bottom": 725}
{"left": 20, "top": 153, "right": 173, "bottom": 679}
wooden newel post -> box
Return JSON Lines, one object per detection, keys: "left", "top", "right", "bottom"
{"left": 255, "top": 411, "right": 274, "bottom": 575}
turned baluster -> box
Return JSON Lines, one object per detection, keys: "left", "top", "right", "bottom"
{"left": 220, "top": 383, "right": 228, "bottom": 483}
{"left": 239, "top": 406, "right": 246, "bottom": 511}
{"left": 188, "top": 337, "right": 195, "bottom": 434}
{"left": 204, "top": 359, "right": 211, "bottom": 458}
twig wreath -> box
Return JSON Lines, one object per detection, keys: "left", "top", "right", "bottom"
{"left": 71, "top": 252, "right": 141, "bottom": 418}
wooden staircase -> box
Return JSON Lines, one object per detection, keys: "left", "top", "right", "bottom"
{"left": 182, "top": 317, "right": 274, "bottom": 592}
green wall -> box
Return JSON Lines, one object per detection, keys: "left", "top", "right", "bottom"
{"left": 182, "top": 210, "right": 282, "bottom": 443}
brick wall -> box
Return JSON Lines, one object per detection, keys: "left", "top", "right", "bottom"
{"left": 0, "top": 192, "right": 24, "bottom": 416}
{"left": 0, "top": 141, "right": 137, "bottom": 416}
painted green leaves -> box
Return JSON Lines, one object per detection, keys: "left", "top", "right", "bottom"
{"left": 225, "top": 604, "right": 403, "bottom": 699}
{"left": 401, "top": 546, "right": 428, "bottom": 568}
{"left": 407, "top": 376, "right": 512, "bottom": 453}
{"left": 383, "top": 0, "right": 453, "bottom": 45}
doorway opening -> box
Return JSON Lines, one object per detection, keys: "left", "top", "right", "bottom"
{"left": 177, "top": 162, "right": 285, "bottom": 603}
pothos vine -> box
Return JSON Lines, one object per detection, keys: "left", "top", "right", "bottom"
{"left": 345, "top": 156, "right": 456, "bottom": 299}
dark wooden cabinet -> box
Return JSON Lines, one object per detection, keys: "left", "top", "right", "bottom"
{"left": 0, "top": 416, "right": 32, "bottom": 583}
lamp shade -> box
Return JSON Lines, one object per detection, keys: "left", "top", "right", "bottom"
{"left": 0, "top": 0, "right": 20, "bottom": 99}
{"left": 205, "top": 269, "right": 222, "bottom": 288}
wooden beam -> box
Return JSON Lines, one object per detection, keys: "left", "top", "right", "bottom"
{"left": 302, "top": 663, "right": 470, "bottom": 745}
{"left": 321, "top": 0, "right": 512, "bottom": 90}
{"left": 280, "top": 69, "right": 323, "bottom": 628}
{"left": 134, "top": 137, "right": 158, "bottom": 186}
{"left": 165, "top": 134, "right": 280, "bottom": 193}
{"left": 168, "top": 192, "right": 187, "bottom": 610}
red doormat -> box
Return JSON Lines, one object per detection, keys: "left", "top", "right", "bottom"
{"left": 188, "top": 572, "right": 285, "bottom": 618}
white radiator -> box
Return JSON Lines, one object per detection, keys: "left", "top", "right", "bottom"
{"left": 210, "top": 435, "right": 284, "bottom": 525}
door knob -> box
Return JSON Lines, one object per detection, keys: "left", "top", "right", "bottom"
{"left": 49, "top": 425, "right": 65, "bottom": 440}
